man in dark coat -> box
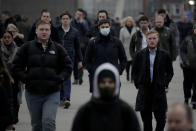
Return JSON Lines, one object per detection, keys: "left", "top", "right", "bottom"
{"left": 130, "top": 16, "right": 150, "bottom": 59}
{"left": 132, "top": 29, "right": 174, "bottom": 131}
{"left": 86, "top": 10, "right": 117, "bottom": 40}
{"left": 57, "top": 11, "right": 83, "bottom": 109}
{"left": 28, "top": 9, "right": 60, "bottom": 43}
{"left": 180, "top": 24, "right": 196, "bottom": 109}
{"left": 71, "top": 8, "right": 89, "bottom": 85}
{"left": 85, "top": 19, "right": 127, "bottom": 92}
{"left": 177, "top": 13, "right": 193, "bottom": 45}
{"left": 154, "top": 15, "right": 177, "bottom": 61}
{"left": 13, "top": 20, "right": 72, "bottom": 131}
{"left": 72, "top": 63, "right": 141, "bottom": 131}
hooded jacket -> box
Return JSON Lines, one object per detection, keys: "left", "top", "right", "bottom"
{"left": 72, "top": 63, "right": 141, "bottom": 131}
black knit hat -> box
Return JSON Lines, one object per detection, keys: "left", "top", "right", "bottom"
{"left": 98, "top": 70, "right": 115, "bottom": 83}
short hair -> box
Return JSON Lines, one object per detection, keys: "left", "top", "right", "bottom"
{"left": 138, "top": 16, "right": 149, "bottom": 23}
{"left": 1, "top": 11, "right": 11, "bottom": 16}
{"left": 76, "top": 8, "right": 85, "bottom": 14}
{"left": 139, "top": 12, "right": 145, "bottom": 15}
{"left": 36, "top": 20, "right": 51, "bottom": 29}
{"left": 146, "top": 29, "right": 159, "bottom": 37}
{"left": 98, "top": 19, "right": 111, "bottom": 27}
{"left": 122, "top": 16, "right": 136, "bottom": 27}
{"left": 97, "top": 10, "right": 109, "bottom": 18}
{"left": 155, "top": 15, "right": 164, "bottom": 22}
{"left": 60, "top": 11, "right": 72, "bottom": 19}
{"left": 41, "top": 9, "right": 50, "bottom": 15}
{"left": 158, "top": 9, "right": 166, "bottom": 14}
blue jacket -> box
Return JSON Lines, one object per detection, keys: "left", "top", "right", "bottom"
{"left": 57, "top": 26, "right": 83, "bottom": 62}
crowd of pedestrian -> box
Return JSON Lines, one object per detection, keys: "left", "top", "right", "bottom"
{"left": 0, "top": 7, "right": 195, "bottom": 131}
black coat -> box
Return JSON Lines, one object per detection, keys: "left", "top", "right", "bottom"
{"left": 0, "top": 55, "right": 14, "bottom": 130}
{"left": 28, "top": 22, "right": 60, "bottom": 43}
{"left": 85, "top": 34, "right": 127, "bottom": 75}
{"left": 57, "top": 26, "right": 83, "bottom": 62}
{"left": 72, "top": 98, "right": 141, "bottom": 131}
{"left": 132, "top": 48, "right": 173, "bottom": 111}
{"left": 13, "top": 39, "right": 72, "bottom": 94}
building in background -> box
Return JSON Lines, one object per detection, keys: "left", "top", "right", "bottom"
{"left": 0, "top": 0, "right": 78, "bottom": 24}
{"left": 0, "top": 0, "right": 192, "bottom": 23}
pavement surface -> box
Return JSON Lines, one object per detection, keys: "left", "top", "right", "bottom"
{"left": 15, "top": 58, "right": 196, "bottom": 131}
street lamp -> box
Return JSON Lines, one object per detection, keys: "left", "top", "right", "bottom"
{"left": 188, "top": 0, "right": 196, "bottom": 20}
{"left": 189, "top": 0, "right": 195, "bottom": 5}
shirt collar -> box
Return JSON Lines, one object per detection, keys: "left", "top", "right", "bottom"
{"left": 148, "top": 48, "right": 157, "bottom": 54}
{"left": 62, "top": 25, "right": 70, "bottom": 33}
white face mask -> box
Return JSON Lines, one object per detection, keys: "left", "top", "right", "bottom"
{"left": 100, "top": 28, "right": 110, "bottom": 36}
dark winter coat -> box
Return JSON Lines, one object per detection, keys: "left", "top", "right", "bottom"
{"left": 72, "top": 63, "right": 141, "bottom": 131}
{"left": 0, "top": 20, "right": 5, "bottom": 39}
{"left": 71, "top": 19, "right": 89, "bottom": 49}
{"left": 129, "top": 30, "right": 143, "bottom": 58}
{"left": 180, "top": 34, "right": 196, "bottom": 70}
{"left": 28, "top": 22, "right": 60, "bottom": 43}
{"left": 132, "top": 48, "right": 173, "bottom": 112}
{"left": 177, "top": 21, "right": 193, "bottom": 45}
{"left": 13, "top": 39, "right": 72, "bottom": 94}
{"left": 85, "top": 34, "right": 127, "bottom": 75}
{"left": 57, "top": 26, "right": 83, "bottom": 61}
{"left": 155, "top": 27, "right": 177, "bottom": 61}
{"left": 0, "top": 51, "right": 14, "bottom": 130}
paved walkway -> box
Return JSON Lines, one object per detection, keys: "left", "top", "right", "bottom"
{"left": 15, "top": 58, "right": 196, "bottom": 131}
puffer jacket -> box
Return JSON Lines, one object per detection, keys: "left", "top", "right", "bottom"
{"left": 13, "top": 39, "right": 72, "bottom": 94}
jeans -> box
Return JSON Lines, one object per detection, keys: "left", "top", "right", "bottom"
{"left": 60, "top": 77, "right": 71, "bottom": 101}
{"left": 25, "top": 91, "right": 60, "bottom": 131}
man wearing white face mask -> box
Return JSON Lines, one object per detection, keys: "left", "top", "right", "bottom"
{"left": 85, "top": 19, "right": 127, "bottom": 93}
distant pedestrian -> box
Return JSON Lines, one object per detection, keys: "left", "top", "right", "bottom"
{"left": 132, "top": 29, "right": 174, "bottom": 131}
{"left": 158, "top": 9, "right": 179, "bottom": 47}
{"left": 180, "top": 24, "right": 196, "bottom": 109}
{"left": 130, "top": 16, "right": 150, "bottom": 59}
{"left": 177, "top": 13, "right": 193, "bottom": 45}
{"left": 13, "top": 20, "right": 72, "bottom": 131}
{"left": 7, "top": 23, "right": 24, "bottom": 47}
{"left": 0, "top": 31, "right": 16, "bottom": 131}
{"left": 0, "top": 31, "right": 20, "bottom": 124}
{"left": 57, "top": 11, "right": 83, "bottom": 109}
{"left": 120, "top": 16, "right": 138, "bottom": 81}
{"left": 71, "top": 8, "right": 88, "bottom": 85}
{"left": 28, "top": 9, "right": 60, "bottom": 43}
{"left": 154, "top": 15, "right": 177, "bottom": 61}
{"left": 72, "top": 63, "right": 141, "bottom": 131}
{"left": 85, "top": 19, "right": 127, "bottom": 92}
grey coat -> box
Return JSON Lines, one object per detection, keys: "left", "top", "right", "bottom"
{"left": 120, "top": 26, "right": 138, "bottom": 61}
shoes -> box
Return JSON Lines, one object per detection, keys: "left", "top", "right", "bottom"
{"left": 79, "top": 79, "right": 83, "bottom": 85}
{"left": 193, "top": 104, "right": 196, "bottom": 109}
{"left": 184, "top": 98, "right": 189, "bottom": 105}
{"left": 72, "top": 80, "right": 79, "bottom": 85}
{"left": 64, "top": 101, "right": 71, "bottom": 109}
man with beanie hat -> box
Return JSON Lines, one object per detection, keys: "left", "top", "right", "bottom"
{"left": 180, "top": 24, "right": 196, "bottom": 109}
{"left": 72, "top": 63, "right": 141, "bottom": 131}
